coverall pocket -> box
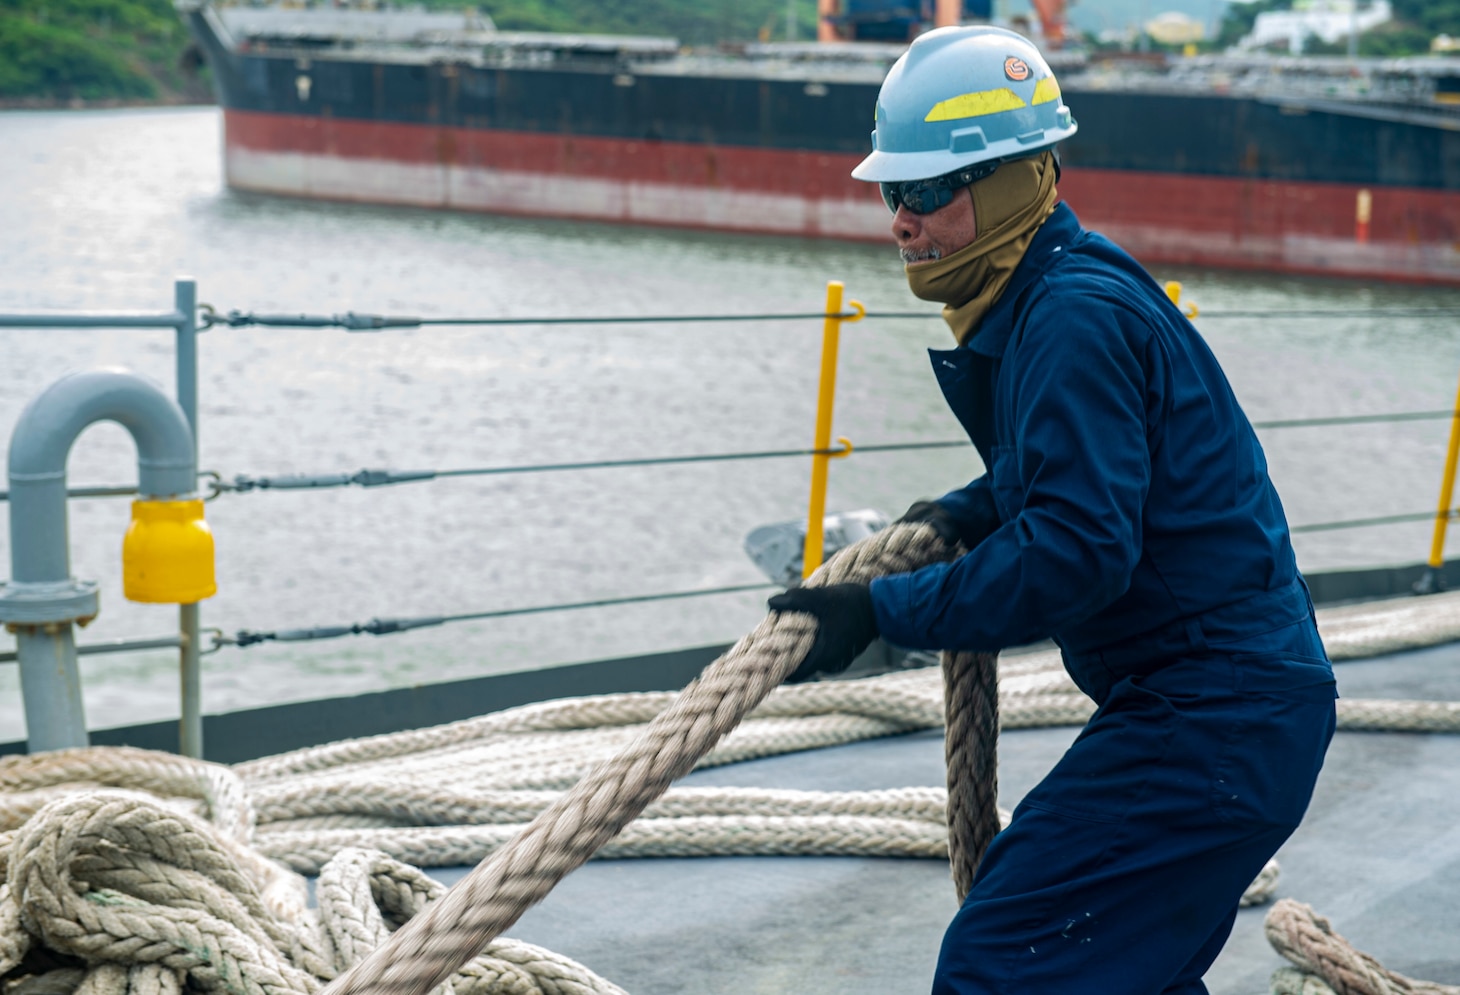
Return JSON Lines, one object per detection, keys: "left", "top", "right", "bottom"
{"left": 1017, "top": 678, "right": 1177, "bottom": 825}
{"left": 989, "top": 446, "right": 1024, "bottom": 522}
{"left": 1210, "top": 655, "right": 1336, "bottom": 829}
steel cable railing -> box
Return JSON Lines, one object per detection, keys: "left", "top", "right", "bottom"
{"left": 5, "top": 286, "right": 1460, "bottom": 685}
{"left": 200, "top": 306, "right": 1460, "bottom": 331}
{"left": 2, "top": 410, "right": 1455, "bottom": 536}
{"left": 205, "top": 583, "right": 779, "bottom": 653}
{"left": 202, "top": 304, "right": 1460, "bottom": 331}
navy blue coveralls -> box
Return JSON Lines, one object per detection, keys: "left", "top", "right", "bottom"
{"left": 869, "top": 204, "right": 1337, "bottom": 994}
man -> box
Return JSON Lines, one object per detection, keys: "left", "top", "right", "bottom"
{"left": 768, "top": 25, "right": 1337, "bottom": 995}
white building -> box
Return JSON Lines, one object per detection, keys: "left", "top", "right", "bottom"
{"left": 1145, "top": 11, "right": 1207, "bottom": 45}
{"left": 1237, "top": 0, "right": 1391, "bottom": 53}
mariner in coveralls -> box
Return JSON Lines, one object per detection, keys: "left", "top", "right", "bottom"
{"left": 768, "top": 25, "right": 1337, "bottom": 995}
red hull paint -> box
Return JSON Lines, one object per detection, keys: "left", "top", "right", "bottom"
{"left": 223, "top": 109, "right": 1460, "bottom": 284}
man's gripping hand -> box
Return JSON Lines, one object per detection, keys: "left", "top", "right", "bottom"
{"left": 898, "top": 489, "right": 1001, "bottom": 551}
{"left": 768, "top": 582, "right": 878, "bottom": 683}
{"left": 897, "top": 500, "right": 966, "bottom": 546}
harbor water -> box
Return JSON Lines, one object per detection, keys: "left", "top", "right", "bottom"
{"left": 3, "top": 105, "right": 1460, "bottom": 743}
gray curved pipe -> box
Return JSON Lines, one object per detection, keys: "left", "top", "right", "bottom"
{"left": 7, "top": 368, "right": 196, "bottom": 585}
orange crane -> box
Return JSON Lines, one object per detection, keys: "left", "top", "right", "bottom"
{"left": 1028, "top": 0, "right": 1068, "bottom": 47}
{"left": 818, "top": 0, "right": 1068, "bottom": 48}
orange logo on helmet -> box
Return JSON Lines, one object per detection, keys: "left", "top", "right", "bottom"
{"left": 1004, "top": 57, "right": 1031, "bottom": 81}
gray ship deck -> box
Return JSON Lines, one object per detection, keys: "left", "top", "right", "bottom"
{"left": 429, "top": 643, "right": 1460, "bottom": 994}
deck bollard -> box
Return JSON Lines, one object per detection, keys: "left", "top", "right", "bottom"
{"left": 0, "top": 370, "right": 211, "bottom": 752}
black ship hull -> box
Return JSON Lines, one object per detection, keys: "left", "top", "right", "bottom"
{"left": 187, "top": 6, "right": 1460, "bottom": 282}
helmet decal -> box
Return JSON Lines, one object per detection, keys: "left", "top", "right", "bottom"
{"left": 1031, "top": 76, "right": 1061, "bottom": 105}
{"left": 924, "top": 87, "right": 1027, "bottom": 123}
{"left": 1003, "top": 56, "right": 1031, "bottom": 81}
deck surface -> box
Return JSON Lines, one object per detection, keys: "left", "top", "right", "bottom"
{"left": 429, "top": 644, "right": 1460, "bottom": 994}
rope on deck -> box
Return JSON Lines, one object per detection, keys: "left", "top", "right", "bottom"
{"left": 315, "top": 523, "right": 965, "bottom": 995}
{"left": 1265, "top": 899, "right": 1460, "bottom": 995}
{"left": 1, "top": 790, "right": 628, "bottom": 995}
{"left": 2, "top": 540, "right": 1460, "bottom": 993}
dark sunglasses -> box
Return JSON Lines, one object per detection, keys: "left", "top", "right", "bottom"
{"left": 880, "top": 160, "right": 1001, "bottom": 215}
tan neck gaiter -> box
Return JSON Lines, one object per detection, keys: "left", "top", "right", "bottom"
{"left": 905, "top": 151, "right": 1060, "bottom": 346}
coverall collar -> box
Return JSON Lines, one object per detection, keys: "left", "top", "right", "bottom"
{"left": 962, "top": 201, "right": 1081, "bottom": 359}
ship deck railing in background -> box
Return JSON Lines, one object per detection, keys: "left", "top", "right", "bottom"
{"left": 4, "top": 278, "right": 1460, "bottom": 756}
{"left": 1, "top": 412, "right": 1455, "bottom": 507}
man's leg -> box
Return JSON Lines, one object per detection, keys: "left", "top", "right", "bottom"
{"left": 931, "top": 803, "right": 1293, "bottom": 993}
{"left": 931, "top": 653, "right": 1334, "bottom": 995}
{"left": 1158, "top": 905, "right": 1238, "bottom": 995}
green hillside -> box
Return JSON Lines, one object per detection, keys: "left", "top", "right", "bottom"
{"left": 7, "top": 0, "right": 1458, "bottom": 105}
{"left": 1355, "top": 0, "right": 1460, "bottom": 55}
{"left": 0, "top": 0, "right": 208, "bottom": 102}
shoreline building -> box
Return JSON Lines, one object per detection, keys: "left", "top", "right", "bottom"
{"left": 1238, "top": 0, "right": 1392, "bottom": 54}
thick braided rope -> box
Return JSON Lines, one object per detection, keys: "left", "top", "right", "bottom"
{"left": 0, "top": 745, "right": 254, "bottom": 842}
{"left": 316, "top": 848, "right": 626, "bottom": 995}
{"left": 265, "top": 812, "right": 952, "bottom": 875}
{"left": 318, "top": 522, "right": 960, "bottom": 995}
{"left": 4, "top": 562, "right": 1460, "bottom": 995}
{"left": 1317, "top": 590, "right": 1460, "bottom": 662}
{"left": 0, "top": 788, "right": 627, "bottom": 995}
{"left": 252, "top": 785, "right": 958, "bottom": 872}
{"left": 1265, "top": 899, "right": 1460, "bottom": 995}
{"left": 6, "top": 792, "right": 331, "bottom": 994}
{"left": 941, "top": 647, "right": 1001, "bottom": 901}
{"left": 0, "top": 612, "right": 1453, "bottom": 995}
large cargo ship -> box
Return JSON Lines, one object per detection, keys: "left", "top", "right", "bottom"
{"left": 180, "top": 2, "right": 1460, "bottom": 283}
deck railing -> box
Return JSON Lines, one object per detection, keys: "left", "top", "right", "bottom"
{"left": 3, "top": 277, "right": 1460, "bottom": 756}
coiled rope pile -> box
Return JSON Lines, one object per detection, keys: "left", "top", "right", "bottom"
{"left": 1, "top": 523, "right": 1459, "bottom": 995}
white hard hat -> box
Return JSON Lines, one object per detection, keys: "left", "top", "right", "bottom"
{"left": 853, "top": 25, "right": 1078, "bottom": 183}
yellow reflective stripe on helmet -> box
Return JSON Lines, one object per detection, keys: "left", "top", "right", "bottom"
{"left": 923, "top": 87, "right": 1027, "bottom": 122}
{"left": 1031, "top": 76, "right": 1062, "bottom": 105}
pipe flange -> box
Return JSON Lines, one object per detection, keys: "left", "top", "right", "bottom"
{"left": 0, "top": 580, "right": 100, "bottom": 626}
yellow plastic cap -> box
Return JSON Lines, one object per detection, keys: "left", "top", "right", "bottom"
{"left": 122, "top": 499, "right": 217, "bottom": 604}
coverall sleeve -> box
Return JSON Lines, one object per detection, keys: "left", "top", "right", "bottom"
{"left": 870, "top": 296, "right": 1155, "bottom": 651}
{"left": 934, "top": 476, "right": 1001, "bottom": 548}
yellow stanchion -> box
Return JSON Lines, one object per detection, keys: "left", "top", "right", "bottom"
{"left": 1422, "top": 371, "right": 1460, "bottom": 587}
{"left": 801, "top": 280, "right": 864, "bottom": 579}
{"left": 1164, "top": 280, "right": 1199, "bottom": 319}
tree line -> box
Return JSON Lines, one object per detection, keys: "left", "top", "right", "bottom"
{"left": 3, "top": 0, "right": 1458, "bottom": 105}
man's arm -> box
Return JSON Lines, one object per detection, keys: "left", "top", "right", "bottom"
{"left": 871, "top": 299, "right": 1156, "bottom": 652}
{"left": 936, "top": 476, "right": 1002, "bottom": 548}
{"left": 898, "top": 476, "right": 1001, "bottom": 550}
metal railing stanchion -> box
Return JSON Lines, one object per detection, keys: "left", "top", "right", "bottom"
{"left": 1417, "top": 376, "right": 1460, "bottom": 594}
{"left": 175, "top": 278, "right": 205, "bottom": 758}
{"left": 801, "top": 281, "right": 863, "bottom": 579}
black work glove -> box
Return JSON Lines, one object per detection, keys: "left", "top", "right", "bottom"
{"left": 767, "top": 582, "right": 878, "bottom": 683}
{"left": 898, "top": 492, "right": 1001, "bottom": 551}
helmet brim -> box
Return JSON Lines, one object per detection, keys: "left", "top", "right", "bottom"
{"left": 851, "top": 123, "right": 1078, "bottom": 184}
{"left": 852, "top": 148, "right": 985, "bottom": 183}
